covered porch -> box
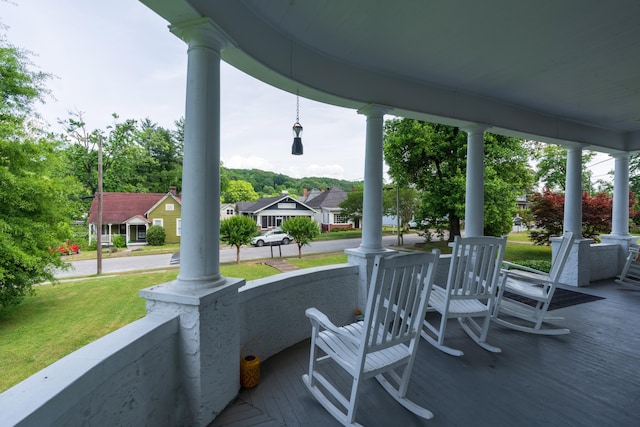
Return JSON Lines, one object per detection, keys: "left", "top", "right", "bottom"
{"left": 213, "top": 279, "right": 640, "bottom": 426}
{"left": 2, "top": 1, "right": 640, "bottom": 425}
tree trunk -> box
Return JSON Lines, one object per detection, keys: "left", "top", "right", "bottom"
{"left": 297, "top": 243, "right": 303, "bottom": 258}
{"left": 449, "top": 214, "right": 461, "bottom": 242}
{"left": 236, "top": 245, "right": 241, "bottom": 264}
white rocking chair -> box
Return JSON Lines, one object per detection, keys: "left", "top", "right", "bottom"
{"left": 492, "top": 232, "right": 574, "bottom": 335}
{"left": 302, "top": 251, "right": 440, "bottom": 426}
{"left": 421, "top": 236, "right": 507, "bottom": 356}
{"left": 615, "top": 243, "right": 640, "bottom": 289}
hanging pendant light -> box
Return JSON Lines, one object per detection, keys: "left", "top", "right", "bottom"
{"left": 291, "top": 91, "right": 303, "bottom": 155}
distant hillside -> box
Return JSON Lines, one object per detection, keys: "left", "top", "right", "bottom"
{"left": 223, "top": 168, "right": 362, "bottom": 196}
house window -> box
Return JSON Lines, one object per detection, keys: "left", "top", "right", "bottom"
{"left": 261, "top": 215, "right": 295, "bottom": 229}
{"left": 165, "top": 203, "right": 174, "bottom": 211}
{"left": 226, "top": 209, "right": 234, "bottom": 215}
{"left": 334, "top": 215, "right": 349, "bottom": 224}
{"left": 277, "top": 202, "right": 296, "bottom": 209}
{"left": 153, "top": 218, "right": 163, "bottom": 227}
{"left": 176, "top": 218, "right": 182, "bottom": 236}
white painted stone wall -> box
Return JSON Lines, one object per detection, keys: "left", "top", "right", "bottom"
{"left": 0, "top": 265, "right": 362, "bottom": 426}
{"left": 589, "top": 243, "right": 622, "bottom": 282}
{"left": 239, "top": 264, "right": 359, "bottom": 360}
{"left": 0, "top": 314, "right": 182, "bottom": 427}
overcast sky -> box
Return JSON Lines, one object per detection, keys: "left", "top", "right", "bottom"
{"left": 1, "top": 0, "right": 370, "bottom": 181}
{"left": 2, "top": 0, "right": 614, "bottom": 183}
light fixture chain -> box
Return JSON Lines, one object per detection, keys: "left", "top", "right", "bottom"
{"left": 296, "top": 90, "right": 300, "bottom": 122}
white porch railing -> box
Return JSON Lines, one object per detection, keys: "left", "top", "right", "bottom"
{"left": 0, "top": 264, "right": 360, "bottom": 426}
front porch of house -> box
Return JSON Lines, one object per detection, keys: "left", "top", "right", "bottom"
{"left": 3, "top": 253, "right": 639, "bottom": 426}
{"left": 89, "top": 221, "right": 150, "bottom": 248}
{"left": 212, "top": 278, "right": 640, "bottom": 427}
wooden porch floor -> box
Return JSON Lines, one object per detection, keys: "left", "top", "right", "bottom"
{"left": 211, "top": 280, "right": 640, "bottom": 427}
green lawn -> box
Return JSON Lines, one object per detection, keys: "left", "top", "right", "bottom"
{"left": 287, "top": 253, "right": 349, "bottom": 268}
{"left": 0, "top": 263, "right": 280, "bottom": 393}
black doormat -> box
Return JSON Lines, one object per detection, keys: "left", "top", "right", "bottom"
{"left": 503, "top": 288, "right": 605, "bottom": 311}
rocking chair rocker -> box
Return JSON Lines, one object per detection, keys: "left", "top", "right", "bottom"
{"left": 493, "top": 232, "right": 574, "bottom": 335}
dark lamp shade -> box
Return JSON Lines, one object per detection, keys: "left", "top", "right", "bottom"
{"left": 292, "top": 137, "right": 303, "bottom": 155}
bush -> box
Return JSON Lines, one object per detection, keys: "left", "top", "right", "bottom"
{"left": 146, "top": 225, "right": 166, "bottom": 246}
{"left": 510, "top": 259, "right": 552, "bottom": 273}
{"left": 112, "top": 235, "right": 126, "bottom": 248}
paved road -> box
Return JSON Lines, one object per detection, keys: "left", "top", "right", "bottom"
{"left": 55, "top": 233, "right": 425, "bottom": 279}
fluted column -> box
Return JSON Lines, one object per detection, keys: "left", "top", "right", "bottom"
{"left": 463, "top": 124, "right": 487, "bottom": 237}
{"left": 358, "top": 104, "right": 389, "bottom": 253}
{"left": 173, "top": 19, "right": 227, "bottom": 289}
{"left": 564, "top": 146, "right": 583, "bottom": 237}
{"left": 611, "top": 153, "right": 631, "bottom": 236}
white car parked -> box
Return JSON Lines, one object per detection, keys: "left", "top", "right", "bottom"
{"left": 251, "top": 229, "right": 293, "bottom": 247}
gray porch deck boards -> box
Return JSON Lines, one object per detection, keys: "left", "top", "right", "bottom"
{"left": 211, "top": 280, "right": 640, "bottom": 427}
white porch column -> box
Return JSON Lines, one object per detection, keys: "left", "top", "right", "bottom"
{"left": 601, "top": 152, "right": 635, "bottom": 276}
{"left": 564, "top": 145, "right": 583, "bottom": 237}
{"left": 463, "top": 124, "right": 487, "bottom": 237}
{"left": 611, "top": 153, "right": 631, "bottom": 236}
{"left": 141, "top": 19, "right": 243, "bottom": 427}
{"left": 173, "top": 19, "right": 227, "bottom": 289}
{"left": 347, "top": 105, "right": 394, "bottom": 311}
{"left": 357, "top": 104, "right": 388, "bottom": 253}
{"left": 559, "top": 145, "right": 591, "bottom": 286}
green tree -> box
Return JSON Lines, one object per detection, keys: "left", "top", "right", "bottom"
{"left": 339, "top": 188, "right": 364, "bottom": 227}
{"left": 134, "top": 118, "right": 183, "bottom": 193}
{"left": 383, "top": 185, "right": 420, "bottom": 229}
{"left": 0, "top": 39, "right": 83, "bottom": 313}
{"left": 60, "top": 114, "right": 183, "bottom": 195}
{"left": 384, "top": 119, "right": 533, "bottom": 240}
{"left": 220, "top": 215, "right": 259, "bottom": 263}
{"left": 222, "top": 180, "right": 259, "bottom": 203}
{"left": 60, "top": 112, "right": 138, "bottom": 194}
{"left": 532, "top": 143, "right": 596, "bottom": 193}
{"left": 281, "top": 216, "right": 320, "bottom": 258}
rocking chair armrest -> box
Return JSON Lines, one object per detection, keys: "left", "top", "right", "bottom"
{"left": 305, "top": 308, "right": 361, "bottom": 344}
{"left": 501, "top": 265, "right": 548, "bottom": 286}
{"left": 502, "top": 261, "right": 547, "bottom": 277}
{"left": 305, "top": 307, "right": 336, "bottom": 327}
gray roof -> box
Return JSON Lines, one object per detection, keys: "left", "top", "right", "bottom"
{"left": 236, "top": 195, "right": 316, "bottom": 214}
{"left": 304, "top": 187, "right": 347, "bottom": 209}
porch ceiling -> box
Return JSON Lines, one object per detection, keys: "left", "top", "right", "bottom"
{"left": 142, "top": 0, "right": 640, "bottom": 152}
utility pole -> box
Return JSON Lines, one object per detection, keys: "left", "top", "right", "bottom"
{"left": 396, "top": 182, "right": 401, "bottom": 246}
{"left": 96, "top": 135, "right": 103, "bottom": 275}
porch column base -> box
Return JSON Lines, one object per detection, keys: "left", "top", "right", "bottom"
{"left": 600, "top": 234, "right": 638, "bottom": 274}
{"left": 140, "top": 277, "right": 244, "bottom": 427}
{"left": 553, "top": 238, "right": 593, "bottom": 287}
{"left": 346, "top": 248, "right": 396, "bottom": 309}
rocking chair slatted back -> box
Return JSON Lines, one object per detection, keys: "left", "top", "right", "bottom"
{"left": 421, "top": 236, "right": 507, "bottom": 356}
{"left": 548, "top": 232, "right": 574, "bottom": 283}
{"left": 364, "top": 253, "right": 434, "bottom": 353}
{"left": 448, "top": 236, "right": 506, "bottom": 302}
